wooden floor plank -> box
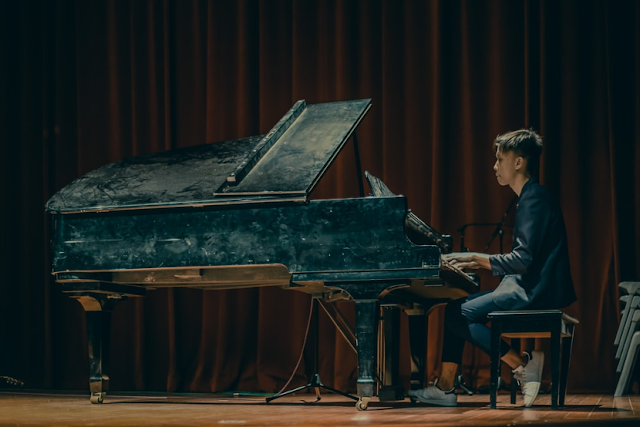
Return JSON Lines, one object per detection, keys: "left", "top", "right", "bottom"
{"left": 562, "top": 393, "right": 604, "bottom": 420}
{"left": 0, "top": 391, "right": 638, "bottom": 427}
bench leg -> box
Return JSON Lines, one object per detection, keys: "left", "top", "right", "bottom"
{"left": 510, "top": 339, "right": 520, "bottom": 404}
{"left": 559, "top": 327, "right": 574, "bottom": 407}
{"left": 490, "top": 323, "right": 502, "bottom": 409}
{"left": 550, "top": 322, "right": 561, "bottom": 410}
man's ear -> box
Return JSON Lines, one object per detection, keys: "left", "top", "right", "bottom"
{"left": 515, "top": 156, "right": 524, "bottom": 170}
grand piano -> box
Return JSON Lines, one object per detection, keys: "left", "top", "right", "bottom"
{"left": 46, "top": 99, "right": 478, "bottom": 410}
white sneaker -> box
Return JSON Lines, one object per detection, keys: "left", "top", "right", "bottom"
{"left": 513, "top": 350, "right": 544, "bottom": 407}
{"left": 407, "top": 386, "right": 457, "bottom": 407}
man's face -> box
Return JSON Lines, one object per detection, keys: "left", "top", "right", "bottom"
{"left": 493, "top": 148, "right": 520, "bottom": 187}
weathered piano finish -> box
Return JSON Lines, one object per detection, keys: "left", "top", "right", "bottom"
{"left": 46, "top": 99, "right": 477, "bottom": 410}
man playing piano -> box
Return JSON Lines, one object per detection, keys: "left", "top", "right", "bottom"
{"left": 408, "top": 129, "right": 577, "bottom": 407}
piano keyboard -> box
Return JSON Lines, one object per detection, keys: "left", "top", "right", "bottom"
{"left": 440, "top": 257, "right": 476, "bottom": 283}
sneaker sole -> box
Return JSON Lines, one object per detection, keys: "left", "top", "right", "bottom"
{"left": 524, "top": 351, "right": 544, "bottom": 407}
{"left": 523, "top": 382, "right": 540, "bottom": 408}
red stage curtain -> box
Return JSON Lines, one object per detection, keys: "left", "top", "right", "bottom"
{"left": 1, "top": 0, "right": 639, "bottom": 395}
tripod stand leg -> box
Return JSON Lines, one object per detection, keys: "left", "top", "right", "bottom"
{"left": 266, "top": 298, "right": 356, "bottom": 404}
{"left": 266, "top": 373, "right": 357, "bottom": 403}
{"left": 312, "top": 374, "right": 357, "bottom": 401}
{"left": 266, "top": 382, "right": 319, "bottom": 403}
{"left": 456, "top": 374, "right": 474, "bottom": 396}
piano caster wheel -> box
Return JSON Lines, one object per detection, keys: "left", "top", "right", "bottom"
{"left": 356, "top": 397, "right": 370, "bottom": 411}
{"left": 90, "top": 392, "right": 105, "bottom": 404}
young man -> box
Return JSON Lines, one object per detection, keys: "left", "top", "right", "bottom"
{"left": 408, "top": 129, "right": 576, "bottom": 407}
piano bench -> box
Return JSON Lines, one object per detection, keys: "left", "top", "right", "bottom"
{"left": 487, "top": 310, "right": 579, "bottom": 409}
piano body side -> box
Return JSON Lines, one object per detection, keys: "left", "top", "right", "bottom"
{"left": 50, "top": 196, "right": 442, "bottom": 290}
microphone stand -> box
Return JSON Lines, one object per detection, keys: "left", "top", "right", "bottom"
{"left": 457, "top": 222, "right": 500, "bottom": 253}
{"left": 453, "top": 220, "right": 503, "bottom": 396}
{"left": 451, "top": 195, "right": 518, "bottom": 396}
{"left": 266, "top": 297, "right": 357, "bottom": 404}
{"left": 483, "top": 195, "right": 518, "bottom": 253}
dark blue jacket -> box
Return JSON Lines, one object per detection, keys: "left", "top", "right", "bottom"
{"left": 489, "top": 179, "right": 577, "bottom": 310}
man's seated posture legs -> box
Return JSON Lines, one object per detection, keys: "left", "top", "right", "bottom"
{"left": 408, "top": 291, "right": 544, "bottom": 407}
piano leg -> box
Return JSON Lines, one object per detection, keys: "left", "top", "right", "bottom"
{"left": 406, "top": 308, "right": 428, "bottom": 390}
{"left": 353, "top": 298, "right": 378, "bottom": 410}
{"left": 334, "top": 281, "right": 409, "bottom": 410}
{"left": 378, "top": 306, "right": 404, "bottom": 401}
{"left": 71, "top": 294, "right": 124, "bottom": 404}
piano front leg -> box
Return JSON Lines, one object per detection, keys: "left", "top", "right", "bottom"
{"left": 353, "top": 298, "right": 378, "bottom": 410}
{"left": 59, "top": 280, "right": 146, "bottom": 403}
{"left": 333, "top": 281, "right": 409, "bottom": 411}
{"left": 71, "top": 293, "right": 124, "bottom": 404}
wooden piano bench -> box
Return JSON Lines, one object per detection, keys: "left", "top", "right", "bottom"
{"left": 487, "top": 310, "right": 579, "bottom": 409}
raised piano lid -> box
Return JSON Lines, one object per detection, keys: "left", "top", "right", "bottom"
{"left": 45, "top": 99, "right": 372, "bottom": 214}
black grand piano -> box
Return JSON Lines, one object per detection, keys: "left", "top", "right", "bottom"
{"left": 46, "top": 99, "right": 478, "bottom": 409}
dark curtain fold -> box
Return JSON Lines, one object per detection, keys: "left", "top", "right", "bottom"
{"left": 1, "top": 0, "right": 639, "bottom": 395}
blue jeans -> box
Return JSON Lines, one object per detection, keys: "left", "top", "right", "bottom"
{"left": 442, "top": 290, "right": 511, "bottom": 365}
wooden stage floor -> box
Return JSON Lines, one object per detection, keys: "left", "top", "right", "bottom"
{"left": 0, "top": 390, "right": 638, "bottom": 427}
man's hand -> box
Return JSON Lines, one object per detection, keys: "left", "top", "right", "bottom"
{"left": 442, "top": 252, "right": 492, "bottom": 270}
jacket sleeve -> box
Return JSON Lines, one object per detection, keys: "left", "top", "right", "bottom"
{"left": 489, "top": 190, "right": 553, "bottom": 276}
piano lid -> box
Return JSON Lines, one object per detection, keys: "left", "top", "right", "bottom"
{"left": 45, "top": 99, "right": 372, "bottom": 213}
